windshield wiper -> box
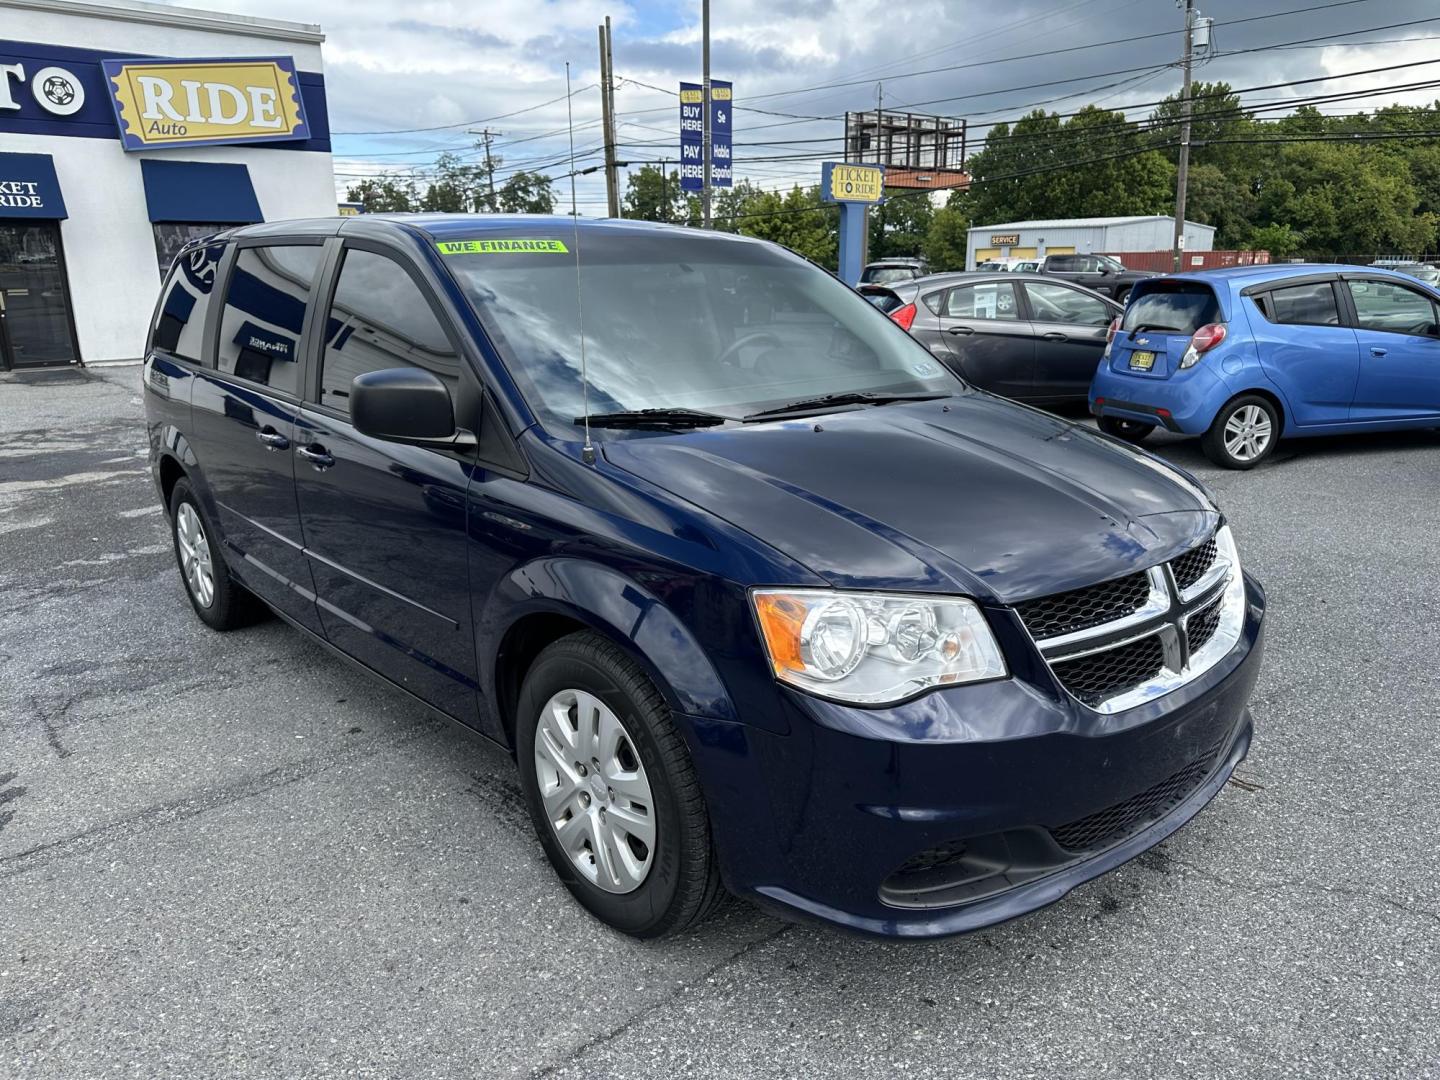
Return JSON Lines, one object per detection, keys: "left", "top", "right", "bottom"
{"left": 576, "top": 408, "right": 731, "bottom": 429}
{"left": 743, "top": 391, "right": 948, "bottom": 422}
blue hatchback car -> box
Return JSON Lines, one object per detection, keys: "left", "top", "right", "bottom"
{"left": 144, "top": 215, "right": 1265, "bottom": 939}
{"left": 1090, "top": 264, "right": 1440, "bottom": 468}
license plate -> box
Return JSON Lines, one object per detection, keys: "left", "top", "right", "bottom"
{"left": 1129, "top": 351, "right": 1156, "bottom": 371}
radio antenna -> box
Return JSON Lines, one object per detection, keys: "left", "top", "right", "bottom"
{"left": 565, "top": 61, "right": 595, "bottom": 466}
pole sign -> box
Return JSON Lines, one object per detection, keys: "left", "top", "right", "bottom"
{"left": 821, "top": 161, "right": 886, "bottom": 204}
{"left": 101, "top": 56, "right": 310, "bottom": 150}
{"left": 678, "top": 82, "right": 704, "bottom": 192}
{"left": 709, "top": 80, "right": 732, "bottom": 188}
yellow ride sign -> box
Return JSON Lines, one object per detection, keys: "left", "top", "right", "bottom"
{"left": 102, "top": 56, "right": 310, "bottom": 150}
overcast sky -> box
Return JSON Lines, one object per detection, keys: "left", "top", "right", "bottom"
{"left": 171, "top": 0, "right": 1440, "bottom": 210}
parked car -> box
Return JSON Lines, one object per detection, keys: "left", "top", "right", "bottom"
{"left": 1090, "top": 264, "right": 1440, "bottom": 468}
{"left": 145, "top": 216, "right": 1264, "bottom": 940}
{"left": 1400, "top": 264, "right": 1440, "bottom": 286}
{"left": 859, "top": 257, "right": 929, "bottom": 284}
{"left": 1038, "top": 253, "right": 1157, "bottom": 303}
{"left": 862, "top": 272, "right": 1123, "bottom": 405}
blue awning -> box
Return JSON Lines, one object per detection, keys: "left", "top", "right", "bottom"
{"left": 140, "top": 160, "right": 262, "bottom": 224}
{"left": 0, "top": 152, "right": 68, "bottom": 219}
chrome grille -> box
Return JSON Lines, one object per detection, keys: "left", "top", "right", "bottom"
{"left": 1171, "top": 535, "right": 1217, "bottom": 592}
{"left": 1186, "top": 596, "right": 1223, "bottom": 653}
{"left": 1050, "top": 634, "right": 1166, "bottom": 707}
{"left": 1015, "top": 572, "right": 1150, "bottom": 640}
{"left": 1018, "top": 531, "right": 1238, "bottom": 713}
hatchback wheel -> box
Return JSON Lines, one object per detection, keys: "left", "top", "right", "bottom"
{"left": 1098, "top": 416, "right": 1154, "bottom": 443}
{"left": 1202, "top": 395, "right": 1278, "bottom": 469}
{"left": 168, "top": 478, "right": 263, "bottom": 629}
{"left": 516, "top": 632, "right": 725, "bottom": 938}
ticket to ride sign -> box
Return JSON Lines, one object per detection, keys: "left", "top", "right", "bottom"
{"left": 822, "top": 162, "right": 886, "bottom": 204}
{"left": 102, "top": 56, "right": 310, "bottom": 150}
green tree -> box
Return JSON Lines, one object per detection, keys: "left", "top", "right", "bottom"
{"left": 1246, "top": 223, "right": 1302, "bottom": 258}
{"left": 923, "top": 201, "right": 971, "bottom": 271}
{"left": 623, "top": 164, "right": 687, "bottom": 222}
{"left": 497, "top": 170, "right": 556, "bottom": 214}
{"left": 345, "top": 175, "right": 418, "bottom": 213}
{"left": 868, "top": 188, "right": 935, "bottom": 260}
{"left": 420, "top": 152, "right": 483, "bottom": 212}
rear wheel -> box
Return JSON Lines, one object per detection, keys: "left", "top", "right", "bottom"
{"left": 516, "top": 632, "right": 725, "bottom": 938}
{"left": 1202, "top": 395, "right": 1278, "bottom": 469}
{"left": 1115, "top": 286, "right": 1133, "bottom": 305}
{"left": 1098, "top": 416, "right": 1155, "bottom": 443}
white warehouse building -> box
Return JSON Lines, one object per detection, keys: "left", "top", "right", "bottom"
{"left": 0, "top": 0, "right": 337, "bottom": 370}
{"left": 966, "top": 215, "right": 1215, "bottom": 269}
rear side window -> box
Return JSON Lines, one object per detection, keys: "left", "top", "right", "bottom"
{"left": 215, "top": 245, "right": 325, "bottom": 395}
{"left": 1264, "top": 281, "right": 1340, "bottom": 327}
{"left": 319, "top": 249, "right": 461, "bottom": 415}
{"left": 1046, "top": 255, "right": 1079, "bottom": 271}
{"left": 150, "top": 242, "right": 225, "bottom": 363}
{"left": 1122, "top": 282, "right": 1220, "bottom": 333}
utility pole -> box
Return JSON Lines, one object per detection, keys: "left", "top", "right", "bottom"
{"left": 482, "top": 128, "right": 500, "bottom": 211}
{"left": 598, "top": 17, "right": 621, "bottom": 218}
{"left": 861, "top": 83, "right": 882, "bottom": 268}
{"left": 1171, "top": 0, "right": 1195, "bottom": 272}
{"left": 701, "top": 0, "right": 711, "bottom": 228}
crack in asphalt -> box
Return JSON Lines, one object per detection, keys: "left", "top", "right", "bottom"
{"left": 1164, "top": 855, "right": 1440, "bottom": 926}
{"left": 528, "top": 921, "right": 793, "bottom": 1079}
{"left": 0, "top": 723, "right": 441, "bottom": 880}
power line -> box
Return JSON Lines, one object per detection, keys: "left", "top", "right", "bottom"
{"left": 332, "top": 84, "right": 599, "bottom": 137}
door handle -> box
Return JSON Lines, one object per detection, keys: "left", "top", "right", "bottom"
{"left": 1370, "top": 346, "right": 1388, "bottom": 357}
{"left": 1042, "top": 332, "right": 1068, "bottom": 341}
{"left": 297, "top": 443, "right": 335, "bottom": 471}
{"left": 946, "top": 326, "right": 976, "bottom": 336}
{"left": 255, "top": 427, "right": 290, "bottom": 451}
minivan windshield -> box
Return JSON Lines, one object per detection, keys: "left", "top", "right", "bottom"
{"left": 1123, "top": 282, "right": 1221, "bottom": 334}
{"left": 444, "top": 231, "right": 960, "bottom": 432}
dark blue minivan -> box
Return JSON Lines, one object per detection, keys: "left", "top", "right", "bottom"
{"left": 143, "top": 215, "right": 1265, "bottom": 939}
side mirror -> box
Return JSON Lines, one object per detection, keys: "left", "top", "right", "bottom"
{"left": 350, "top": 368, "right": 475, "bottom": 448}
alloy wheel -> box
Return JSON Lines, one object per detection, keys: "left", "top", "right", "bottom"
{"left": 175, "top": 502, "right": 215, "bottom": 608}
{"left": 1223, "top": 404, "right": 1272, "bottom": 463}
{"left": 533, "top": 688, "right": 656, "bottom": 894}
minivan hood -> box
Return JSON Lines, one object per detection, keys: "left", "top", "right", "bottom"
{"left": 602, "top": 394, "right": 1216, "bottom": 603}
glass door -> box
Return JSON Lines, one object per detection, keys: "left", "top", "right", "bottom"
{"left": 0, "top": 221, "right": 79, "bottom": 369}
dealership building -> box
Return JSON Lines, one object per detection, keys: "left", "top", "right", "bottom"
{"left": 967, "top": 216, "right": 1216, "bottom": 269}
{"left": 1, "top": 0, "right": 336, "bottom": 369}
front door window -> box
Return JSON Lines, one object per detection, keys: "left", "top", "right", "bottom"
{"left": 0, "top": 221, "right": 78, "bottom": 369}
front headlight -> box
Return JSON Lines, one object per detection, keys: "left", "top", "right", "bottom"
{"left": 751, "top": 589, "right": 1006, "bottom": 705}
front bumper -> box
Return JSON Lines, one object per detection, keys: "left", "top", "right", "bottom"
{"left": 682, "top": 575, "right": 1265, "bottom": 938}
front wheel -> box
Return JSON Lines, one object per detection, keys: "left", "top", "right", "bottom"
{"left": 168, "top": 478, "right": 263, "bottom": 629}
{"left": 1114, "top": 286, "right": 1132, "bottom": 305}
{"left": 1201, "top": 395, "right": 1279, "bottom": 469}
{"left": 1098, "top": 415, "right": 1155, "bottom": 443}
{"left": 516, "top": 632, "right": 725, "bottom": 938}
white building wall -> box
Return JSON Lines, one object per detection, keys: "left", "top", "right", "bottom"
{"left": 2, "top": 1, "right": 333, "bottom": 363}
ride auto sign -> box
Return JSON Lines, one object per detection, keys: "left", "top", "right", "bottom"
{"left": 101, "top": 57, "right": 310, "bottom": 150}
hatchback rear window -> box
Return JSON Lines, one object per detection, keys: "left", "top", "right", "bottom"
{"left": 863, "top": 266, "right": 918, "bottom": 284}
{"left": 1122, "top": 282, "right": 1220, "bottom": 333}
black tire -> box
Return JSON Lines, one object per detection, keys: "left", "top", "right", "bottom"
{"left": 1098, "top": 415, "right": 1155, "bottom": 443}
{"left": 168, "top": 478, "right": 264, "bottom": 630}
{"left": 516, "top": 631, "right": 725, "bottom": 938}
{"left": 1201, "top": 394, "right": 1279, "bottom": 470}
{"left": 1115, "top": 286, "right": 1132, "bottom": 305}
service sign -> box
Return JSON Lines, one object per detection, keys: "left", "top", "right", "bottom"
{"left": 989, "top": 233, "right": 1021, "bottom": 246}
{"left": 102, "top": 56, "right": 310, "bottom": 150}
{"left": 821, "top": 162, "right": 885, "bottom": 204}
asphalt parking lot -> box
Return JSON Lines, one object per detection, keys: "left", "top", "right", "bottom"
{"left": 2, "top": 365, "right": 1438, "bottom": 1079}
